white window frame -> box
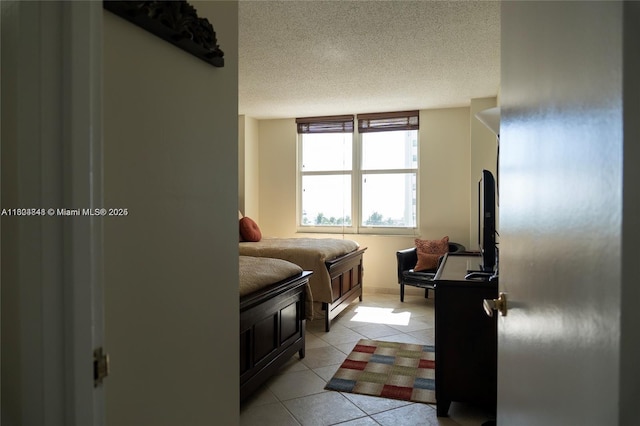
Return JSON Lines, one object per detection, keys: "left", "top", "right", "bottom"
{"left": 296, "top": 113, "right": 419, "bottom": 235}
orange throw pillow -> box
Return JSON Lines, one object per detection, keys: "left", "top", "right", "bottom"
{"left": 239, "top": 217, "right": 262, "bottom": 242}
{"left": 414, "top": 236, "right": 449, "bottom": 271}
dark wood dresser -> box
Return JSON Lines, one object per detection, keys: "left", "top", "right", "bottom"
{"left": 433, "top": 253, "right": 498, "bottom": 417}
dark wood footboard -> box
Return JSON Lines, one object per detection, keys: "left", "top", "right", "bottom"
{"left": 322, "top": 247, "right": 367, "bottom": 331}
{"left": 240, "top": 271, "right": 311, "bottom": 401}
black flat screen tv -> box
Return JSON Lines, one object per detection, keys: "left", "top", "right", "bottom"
{"left": 478, "top": 169, "right": 497, "bottom": 272}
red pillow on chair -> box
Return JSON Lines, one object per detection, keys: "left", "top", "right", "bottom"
{"left": 414, "top": 236, "right": 449, "bottom": 271}
{"left": 239, "top": 217, "right": 262, "bottom": 242}
{"left": 414, "top": 253, "right": 441, "bottom": 272}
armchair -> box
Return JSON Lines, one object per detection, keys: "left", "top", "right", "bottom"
{"left": 396, "top": 242, "right": 466, "bottom": 302}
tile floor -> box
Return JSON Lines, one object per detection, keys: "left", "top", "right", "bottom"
{"left": 240, "top": 292, "right": 495, "bottom": 426}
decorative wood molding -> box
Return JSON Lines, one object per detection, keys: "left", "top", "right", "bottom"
{"left": 103, "top": 0, "right": 224, "bottom": 67}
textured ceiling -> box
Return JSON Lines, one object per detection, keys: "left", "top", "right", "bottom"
{"left": 238, "top": 1, "right": 500, "bottom": 119}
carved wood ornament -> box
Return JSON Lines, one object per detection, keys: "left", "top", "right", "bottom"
{"left": 104, "top": 1, "right": 224, "bottom": 67}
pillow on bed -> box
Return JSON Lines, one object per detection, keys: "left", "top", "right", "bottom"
{"left": 414, "top": 236, "right": 449, "bottom": 271}
{"left": 239, "top": 216, "right": 262, "bottom": 242}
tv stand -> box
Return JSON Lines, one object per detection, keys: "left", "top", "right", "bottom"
{"left": 433, "top": 253, "right": 497, "bottom": 417}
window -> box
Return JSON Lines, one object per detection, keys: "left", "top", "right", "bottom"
{"left": 297, "top": 111, "right": 419, "bottom": 233}
{"left": 297, "top": 115, "right": 354, "bottom": 227}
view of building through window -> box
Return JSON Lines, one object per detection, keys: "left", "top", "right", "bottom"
{"left": 300, "top": 129, "right": 418, "bottom": 230}
{"left": 301, "top": 132, "right": 352, "bottom": 226}
{"left": 360, "top": 130, "right": 417, "bottom": 227}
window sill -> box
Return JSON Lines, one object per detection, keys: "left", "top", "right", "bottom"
{"left": 296, "top": 227, "right": 418, "bottom": 236}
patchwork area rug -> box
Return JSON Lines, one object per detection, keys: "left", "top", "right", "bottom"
{"left": 325, "top": 339, "right": 436, "bottom": 404}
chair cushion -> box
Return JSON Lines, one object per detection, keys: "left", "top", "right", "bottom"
{"left": 401, "top": 270, "right": 437, "bottom": 287}
{"left": 404, "top": 270, "right": 436, "bottom": 278}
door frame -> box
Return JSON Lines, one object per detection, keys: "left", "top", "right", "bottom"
{"left": 62, "top": 2, "right": 105, "bottom": 424}
{"left": 1, "top": 1, "right": 104, "bottom": 424}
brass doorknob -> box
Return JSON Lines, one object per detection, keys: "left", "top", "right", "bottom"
{"left": 483, "top": 292, "right": 507, "bottom": 317}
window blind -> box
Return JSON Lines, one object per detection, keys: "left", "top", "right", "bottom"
{"left": 357, "top": 110, "right": 419, "bottom": 133}
{"left": 296, "top": 115, "right": 354, "bottom": 134}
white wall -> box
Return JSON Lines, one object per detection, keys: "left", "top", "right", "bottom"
{"left": 419, "top": 107, "right": 473, "bottom": 245}
{"left": 255, "top": 118, "right": 298, "bottom": 234}
{"left": 243, "top": 104, "right": 495, "bottom": 294}
{"left": 470, "top": 97, "right": 499, "bottom": 247}
{"left": 239, "top": 115, "right": 246, "bottom": 214}
{"left": 239, "top": 115, "right": 260, "bottom": 218}
{"left": 104, "top": 2, "right": 238, "bottom": 425}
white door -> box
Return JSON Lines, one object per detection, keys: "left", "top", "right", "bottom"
{"left": 498, "top": 2, "right": 624, "bottom": 425}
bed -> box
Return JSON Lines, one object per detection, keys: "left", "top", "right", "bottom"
{"left": 239, "top": 238, "right": 366, "bottom": 331}
{"left": 240, "top": 256, "right": 312, "bottom": 401}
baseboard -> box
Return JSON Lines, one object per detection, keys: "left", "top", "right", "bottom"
{"left": 363, "top": 286, "right": 425, "bottom": 296}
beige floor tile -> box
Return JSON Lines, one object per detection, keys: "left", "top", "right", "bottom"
{"left": 371, "top": 403, "right": 459, "bottom": 426}
{"left": 332, "top": 341, "right": 360, "bottom": 355}
{"left": 276, "top": 355, "right": 311, "bottom": 375}
{"left": 407, "top": 327, "right": 436, "bottom": 345}
{"left": 312, "top": 363, "right": 342, "bottom": 382}
{"left": 340, "top": 392, "right": 413, "bottom": 416}
{"left": 301, "top": 345, "right": 352, "bottom": 369}
{"left": 306, "top": 332, "right": 332, "bottom": 349}
{"left": 402, "top": 298, "right": 435, "bottom": 310}
{"left": 387, "top": 317, "right": 432, "bottom": 333}
{"left": 349, "top": 323, "right": 404, "bottom": 339}
{"left": 268, "top": 369, "right": 328, "bottom": 401}
{"left": 240, "top": 401, "right": 301, "bottom": 426}
{"left": 240, "top": 385, "right": 279, "bottom": 409}
{"left": 331, "top": 308, "right": 361, "bottom": 327}
{"left": 283, "top": 392, "right": 366, "bottom": 426}
{"left": 369, "top": 332, "right": 426, "bottom": 345}
{"left": 316, "top": 324, "right": 367, "bottom": 346}
{"left": 335, "top": 417, "right": 381, "bottom": 426}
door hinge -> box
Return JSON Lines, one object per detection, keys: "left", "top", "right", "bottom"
{"left": 93, "top": 347, "right": 110, "bottom": 387}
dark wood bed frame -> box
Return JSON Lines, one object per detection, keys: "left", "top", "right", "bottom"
{"left": 322, "top": 247, "right": 367, "bottom": 332}
{"left": 239, "top": 247, "right": 366, "bottom": 400}
{"left": 240, "top": 271, "right": 312, "bottom": 402}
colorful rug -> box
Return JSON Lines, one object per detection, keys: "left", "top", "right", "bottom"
{"left": 324, "top": 339, "right": 436, "bottom": 404}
